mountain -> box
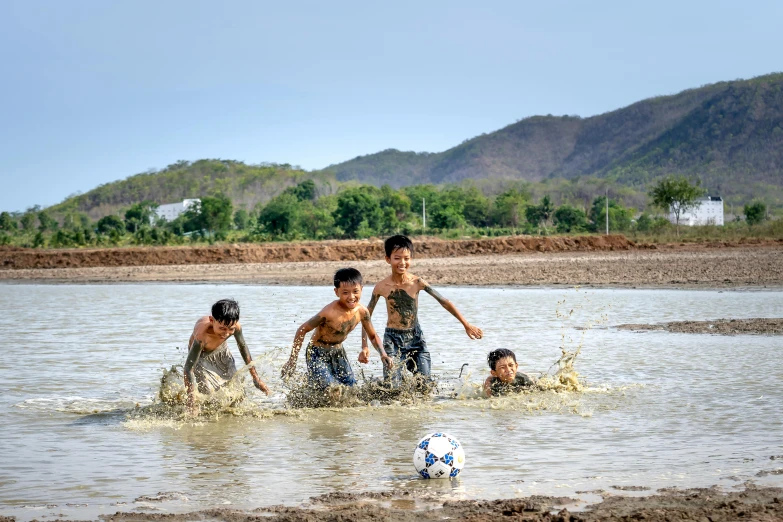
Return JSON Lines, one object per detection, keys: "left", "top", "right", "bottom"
{"left": 48, "top": 73, "right": 783, "bottom": 219}
{"left": 323, "top": 73, "right": 783, "bottom": 205}
{"left": 50, "top": 160, "right": 336, "bottom": 219}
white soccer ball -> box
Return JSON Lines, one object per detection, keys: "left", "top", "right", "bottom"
{"left": 413, "top": 432, "right": 465, "bottom": 479}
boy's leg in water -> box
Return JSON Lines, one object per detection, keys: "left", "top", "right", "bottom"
{"left": 383, "top": 328, "right": 407, "bottom": 386}
{"left": 306, "top": 344, "right": 338, "bottom": 389}
{"left": 402, "top": 324, "right": 433, "bottom": 390}
{"left": 402, "top": 348, "right": 432, "bottom": 377}
{"left": 329, "top": 346, "right": 356, "bottom": 387}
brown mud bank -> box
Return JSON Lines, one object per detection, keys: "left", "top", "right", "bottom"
{"left": 12, "top": 486, "right": 780, "bottom": 522}
{"left": 0, "top": 235, "right": 634, "bottom": 270}
{"left": 1, "top": 247, "right": 782, "bottom": 287}
{"left": 617, "top": 318, "right": 783, "bottom": 335}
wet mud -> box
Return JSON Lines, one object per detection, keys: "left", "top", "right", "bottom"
{"left": 617, "top": 318, "right": 783, "bottom": 335}
{"left": 14, "top": 486, "right": 781, "bottom": 522}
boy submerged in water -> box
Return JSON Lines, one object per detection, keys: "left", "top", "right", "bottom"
{"left": 362, "top": 235, "right": 483, "bottom": 386}
{"left": 281, "top": 268, "right": 393, "bottom": 391}
{"left": 484, "top": 348, "right": 535, "bottom": 397}
{"left": 184, "top": 299, "right": 270, "bottom": 414}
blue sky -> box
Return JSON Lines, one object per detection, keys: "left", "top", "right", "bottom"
{"left": 1, "top": 0, "right": 782, "bottom": 212}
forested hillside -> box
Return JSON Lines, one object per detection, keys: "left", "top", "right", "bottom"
{"left": 325, "top": 73, "right": 783, "bottom": 208}
{"left": 49, "top": 160, "right": 336, "bottom": 219}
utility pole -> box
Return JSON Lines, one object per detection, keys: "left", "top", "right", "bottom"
{"left": 605, "top": 188, "right": 609, "bottom": 235}
{"left": 422, "top": 198, "right": 426, "bottom": 233}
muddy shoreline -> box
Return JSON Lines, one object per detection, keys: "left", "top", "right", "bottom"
{"left": 617, "top": 318, "right": 783, "bottom": 335}
{"left": 7, "top": 486, "right": 780, "bottom": 522}
{"left": 1, "top": 246, "right": 781, "bottom": 287}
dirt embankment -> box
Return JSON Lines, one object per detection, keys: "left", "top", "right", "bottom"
{"left": 0, "top": 235, "right": 635, "bottom": 270}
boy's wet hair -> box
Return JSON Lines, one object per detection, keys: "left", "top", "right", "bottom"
{"left": 212, "top": 298, "right": 240, "bottom": 325}
{"left": 334, "top": 267, "right": 363, "bottom": 288}
{"left": 487, "top": 348, "right": 517, "bottom": 370}
{"left": 384, "top": 234, "right": 413, "bottom": 257}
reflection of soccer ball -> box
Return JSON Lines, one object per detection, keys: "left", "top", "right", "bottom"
{"left": 413, "top": 432, "right": 465, "bottom": 479}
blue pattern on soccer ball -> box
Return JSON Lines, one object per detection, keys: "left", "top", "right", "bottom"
{"left": 432, "top": 432, "right": 443, "bottom": 437}
{"left": 425, "top": 452, "right": 436, "bottom": 466}
{"left": 443, "top": 452, "right": 453, "bottom": 465}
{"left": 449, "top": 467, "right": 460, "bottom": 478}
{"left": 419, "top": 469, "right": 430, "bottom": 479}
{"left": 450, "top": 439, "right": 459, "bottom": 449}
{"left": 419, "top": 439, "right": 430, "bottom": 450}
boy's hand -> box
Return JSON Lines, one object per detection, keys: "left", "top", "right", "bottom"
{"left": 254, "top": 379, "right": 270, "bottom": 395}
{"left": 280, "top": 359, "right": 296, "bottom": 380}
{"left": 358, "top": 346, "right": 370, "bottom": 364}
{"left": 464, "top": 323, "right": 483, "bottom": 339}
{"left": 381, "top": 354, "right": 393, "bottom": 369}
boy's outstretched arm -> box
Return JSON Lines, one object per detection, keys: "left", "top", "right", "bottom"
{"left": 281, "top": 314, "right": 323, "bottom": 379}
{"left": 183, "top": 339, "right": 205, "bottom": 414}
{"left": 422, "top": 281, "right": 483, "bottom": 339}
{"left": 359, "top": 293, "right": 381, "bottom": 363}
{"left": 234, "top": 327, "right": 270, "bottom": 395}
{"left": 360, "top": 308, "right": 393, "bottom": 369}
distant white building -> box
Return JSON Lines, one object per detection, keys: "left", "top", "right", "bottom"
{"left": 669, "top": 196, "right": 724, "bottom": 226}
{"left": 155, "top": 199, "right": 200, "bottom": 222}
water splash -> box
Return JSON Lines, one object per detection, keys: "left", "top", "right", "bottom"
{"left": 537, "top": 287, "right": 610, "bottom": 393}
{"left": 282, "top": 358, "right": 437, "bottom": 409}
{"left": 124, "top": 288, "right": 616, "bottom": 427}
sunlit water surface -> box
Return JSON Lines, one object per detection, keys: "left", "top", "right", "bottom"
{"left": 1, "top": 284, "right": 782, "bottom": 520}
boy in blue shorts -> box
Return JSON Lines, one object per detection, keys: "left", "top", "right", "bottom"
{"left": 281, "top": 268, "right": 393, "bottom": 390}
{"left": 362, "top": 235, "right": 483, "bottom": 386}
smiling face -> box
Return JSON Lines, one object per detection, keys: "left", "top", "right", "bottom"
{"left": 210, "top": 318, "right": 237, "bottom": 339}
{"left": 491, "top": 356, "right": 519, "bottom": 383}
{"left": 334, "top": 282, "right": 363, "bottom": 309}
{"left": 386, "top": 247, "right": 412, "bottom": 276}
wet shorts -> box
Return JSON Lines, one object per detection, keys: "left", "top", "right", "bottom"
{"left": 193, "top": 341, "right": 237, "bottom": 394}
{"left": 383, "top": 323, "right": 431, "bottom": 383}
{"left": 305, "top": 343, "right": 357, "bottom": 388}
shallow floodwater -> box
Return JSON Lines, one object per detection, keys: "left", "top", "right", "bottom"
{"left": 1, "top": 284, "right": 782, "bottom": 520}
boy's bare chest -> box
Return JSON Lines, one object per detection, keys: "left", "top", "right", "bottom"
{"left": 384, "top": 288, "right": 419, "bottom": 326}
{"left": 198, "top": 331, "right": 230, "bottom": 351}
{"left": 378, "top": 279, "right": 419, "bottom": 300}
{"left": 318, "top": 311, "right": 360, "bottom": 339}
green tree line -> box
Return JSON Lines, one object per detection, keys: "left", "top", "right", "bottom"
{"left": 0, "top": 177, "right": 775, "bottom": 249}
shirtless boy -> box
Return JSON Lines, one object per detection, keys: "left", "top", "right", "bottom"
{"left": 363, "top": 235, "right": 483, "bottom": 384}
{"left": 483, "top": 348, "right": 535, "bottom": 397}
{"left": 281, "top": 268, "right": 393, "bottom": 389}
{"left": 184, "top": 298, "right": 269, "bottom": 414}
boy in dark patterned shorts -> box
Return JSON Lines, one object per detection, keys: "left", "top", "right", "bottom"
{"left": 362, "top": 235, "right": 483, "bottom": 386}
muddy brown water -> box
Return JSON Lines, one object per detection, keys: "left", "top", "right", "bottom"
{"left": 1, "top": 284, "right": 782, "bottom": 521}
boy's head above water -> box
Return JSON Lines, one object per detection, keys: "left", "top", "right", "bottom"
{"left": 384, "top": 235, "right": 413, "bottom": 275}
{"left": 333, "top": 267, "right": 363, "bottom": 309}
{"left": 210, "top": 298, "right": 240, "bottom": 339}
{"left": 487, "top": 348, "right": 519, "bottom": 383}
